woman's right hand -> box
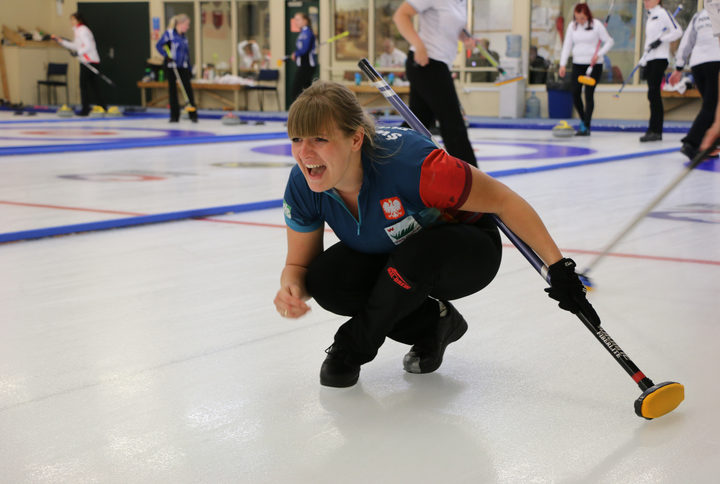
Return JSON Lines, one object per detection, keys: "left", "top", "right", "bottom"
{"left": 274, "top": 282, "right": 310, "bottom": 319}
{"left": 558, "top": 66, "right": 566, "bottom": 78}
{"left": 668, "top": 70, "right": 683, "bottom": 86}
{"left": 413, "top": 44, "right": 429, "bottom": 66}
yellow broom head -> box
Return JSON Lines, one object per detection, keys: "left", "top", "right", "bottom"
{"left": 578, "top": 75, "right": 596, "bottom": 86}
{"left": 635, "top": 382, "right": 684, "bottom": 419}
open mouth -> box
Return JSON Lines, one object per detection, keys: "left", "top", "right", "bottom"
{"left": 305, "top": 163, "right": 326, "bottom": 177}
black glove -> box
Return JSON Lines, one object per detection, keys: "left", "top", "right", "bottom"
{"left": 648, "top": 39, "right": 662, "bottom": 50}
{"left": 544, "top": 258, "right": 601, "bottom": 328}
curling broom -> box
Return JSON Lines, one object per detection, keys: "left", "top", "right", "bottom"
{"left": 163, "top": 45, "right": 197, "bottom": 113}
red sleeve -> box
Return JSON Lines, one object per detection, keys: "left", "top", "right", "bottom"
{"left": 419, "top": 149, "right": 472, "bottom": 209}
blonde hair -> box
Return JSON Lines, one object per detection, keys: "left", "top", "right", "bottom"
{"left": 168, "top": 14, "right": 190, "bottom": 30}
{"left": 287, "top": 81, "right": 377, "bottom": 153}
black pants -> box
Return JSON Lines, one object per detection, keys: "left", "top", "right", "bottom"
{"left": 571, "top": 63, "right": 603, "bottom": 128}
{"left": 167, "top": 67, "right": 197, "bottom": 121}
{"left": 405, "top": 51, "right": 477, "bottom": 167}
{"left": 645, "top": 59, "right": 668, "bottom": 134}
{"left": 683, "top": 62, "right": 720, "bottom": 148}
{"left": 305, "top": 217, "right": 502, "bottom": 365}
{"left": 291, "top": 64, "right": 317, "bottom": 105}
{"left": 79, "top": 64, "right": 106, "bottom": 114}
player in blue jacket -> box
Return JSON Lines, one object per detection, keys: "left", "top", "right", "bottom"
{"left": 156, "top": 14, "right": 197, "bottom": 122}
{"left": 290, "top": 12, "right": 317, "bottom": 104}
{"left": 273, "top": 81, "right": 598, "bottom": 388}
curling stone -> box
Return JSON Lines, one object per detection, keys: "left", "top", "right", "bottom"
{"left": 89, "top": 105, "right": 106, "bottom": 118}
{"left": 57, "top": 104, "right": 74, "bottom": 117}
{"left": 221, "top": 112, "right": 241, "bottom": 125}
{"left": 106, "top": 106, "right": 122, "bottom": 117}
{"left": 552, "top": 120, "right": 575, "bottom": 138}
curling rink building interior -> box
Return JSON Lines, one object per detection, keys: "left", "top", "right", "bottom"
{"left": 1, "top": 0, "right": 719, "bottom": 482}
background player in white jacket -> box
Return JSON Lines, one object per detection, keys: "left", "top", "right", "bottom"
{"left": 700, "top": 0, "right": 720, "bottom": 155}
{"left": 639, "top": 0, "right": 683, "bottom": 142}
{"left": 52, "top": 12, "right": 106, "bottom": 116}
{"left": 558, "top": 3, "right": 614, "bottom": 136}
{"left": 669, "top": 9, "right": 720, "bottom": 160}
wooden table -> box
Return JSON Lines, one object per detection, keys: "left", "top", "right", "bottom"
{"left": 661, "top": 88, "right": 701, "bottom": 114}
{"left": 661, "top": 88, "right": 700, "bottom": 98}
{"left": 137, "top": 80, "right": 247, "bottom": 110}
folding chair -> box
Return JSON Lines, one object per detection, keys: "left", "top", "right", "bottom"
{"left": 37, "top": 63, "right": 69, "bottom": 105}
{"left": 246, "top": 69, "right": 280, "bottom": 112}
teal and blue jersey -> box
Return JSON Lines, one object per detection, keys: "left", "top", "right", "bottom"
{"left": 283, "top": 127, "right": 482, "bottom": 254}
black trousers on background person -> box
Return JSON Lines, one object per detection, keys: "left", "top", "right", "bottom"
{"left": 684, "top": 62, "right": 720, "bottom": 149}
{"left": 291, "top": 64, "right": 317, "bottom": 105}
{"left": 305, "top": 216, "right": 502, "bottom": 365}
{"left": 570, "top": 63, "right": 603, "bottom": 128}
{"left": 79, "top": 63, "right": 106, "bottom": 115}
{"left": 167, "top": 66, "right": 197, "bottom": 122}
{"left": 644, "top": 59, "right": 669, "bottom": 134}
{"left": 405, "top": 51, "right": 478, "bottom": 167}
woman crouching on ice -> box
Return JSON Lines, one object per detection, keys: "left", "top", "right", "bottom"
{"left": 273, "top": 81, "right": 598, "bottom": 388}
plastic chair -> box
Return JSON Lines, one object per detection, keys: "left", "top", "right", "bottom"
{"left": 37, "top": 63, "right": 69, "bottom": 106}
{"left": 246, "top": 69, "right": 280, "bottom": 111}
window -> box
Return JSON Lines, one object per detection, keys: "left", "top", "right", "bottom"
{"left": 530, "top": 0, "right": 639, "bottom": 85}
{"left": 530, "top": 0, "right": 571, "bottom": 84}
{"left": 469, "top": 0, "right": 515, "bottom": 83}
{"left": 334, "top": 0, "right": 369, "bottom": 61}
{"left": 200, "top": 1, "right": 232, "bottom": 76}
{"left": 374, "top": 0, "right": 408, "bottom": 69}
{"left": 236, "top": 0, "right": 270, "bottom": 71}
{"left": 600, "top": 0, "right": 637, "bottom": 84}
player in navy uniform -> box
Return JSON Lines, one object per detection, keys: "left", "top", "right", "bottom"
{"left": 290, "top": 12, "right": 317, "bottom": 104}
{"left": 156, "top": 14, "right": 198, "bottom": 123}
{"left": 273, "top": 81, "right": 599, "bottom": 388}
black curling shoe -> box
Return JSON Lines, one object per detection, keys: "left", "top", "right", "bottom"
{"left": 640, "top": 131, "right": 662, "bottom": 142}
{"left": 680, "top": 142, "right": 698, "bottom": 160}
{"left": 403, "top": 301, "right": 468, "bottom": 374}
{"left": 320, "top": 345, "right": 360, "bottom": 388}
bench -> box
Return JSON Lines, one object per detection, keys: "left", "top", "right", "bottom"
{"left": 662, "top": 88, "right": 701, "bottom": 114}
